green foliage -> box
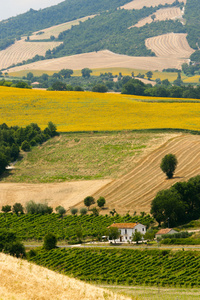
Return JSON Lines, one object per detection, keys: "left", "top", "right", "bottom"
{"left": 12, "top": 203, "right": 24, "bottom": 216}
{"left": 84, "top": 196, "right": 95, "bottom": 210}
{"left": 92, "top": 84, "right": 108, "bottom": 93}
{"left": 97, "top": 196, "right": 106, "bottom": 208}
{"left": 21, "top": 140, "right": 31, "bottom": 152}
{"left": 91, "top": 207, "right": 99, "bottom": 216}
{"left": 151, "top": 175, "right": 200, "bottom": 227}
{"left": 1, "top": 205, "right": 11, "bottom": 213}
{"left": 132, "top": 231, "right": 143, "bottom": 244}
{"left": 107, "top": 227, "right": 120, "bottom": 241}
{"left": 70, "top": 208, "right": 78, "bottom": 215}
{"left": 25, "top": 200, "right": 53, "bottom": 215}
{"left": 0, "top": 213, "right": 154, "bottom": 241}
{"left": 55, "top": 206, "right": 66, "bottom": 217}
{"left": 43, "top": 233, "right": 57, "bottom": 250}
{"left": 81, "top": 68, "right": 92, "bottom": 78}
{"left": 29, "top": 248, "right": 200, "bottom": 287}
{"left": 79, "top": 208, "right": 87, "bottom": 215}
{"left": 0, "top": 229, "right": 25, "bottom": 258}
{"left": 160, "top": 154, "right": 178, "bottom": 179}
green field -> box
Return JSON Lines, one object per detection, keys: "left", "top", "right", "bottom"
{"left": 3, "top": 131, "right": 170, "bottom": 183}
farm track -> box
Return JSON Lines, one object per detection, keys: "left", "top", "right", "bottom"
{"left": 91, "top": 135, "right": 200, "bottom": 214}
{"left": 130, "top": 7, "right": 183, "bottom": 28}
{"left": 121, "top": 0, "right": 186, "bottom": 10}
{"left": 0, "top": 39, "right": 62, "bottom": 70}
{"left": 145, "top": 33, "right": 195, "bottom": 58}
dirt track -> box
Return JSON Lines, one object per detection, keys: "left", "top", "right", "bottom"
{"left": 90, "top": 134, "right": 200, "bottom": 215}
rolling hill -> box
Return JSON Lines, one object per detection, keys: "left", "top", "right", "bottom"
{"left": 0, "top": 0, "right": 199, "bottom": 73}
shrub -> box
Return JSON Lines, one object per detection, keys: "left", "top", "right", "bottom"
{"left": 80, "top": 207, "right": 87, "bottom": 215}
{"left": 70, "top": 208, "right": 78, "bottom": 215}
{"left": 21, "top": 140, "right": 30, "bottom": 151}
{"left": 43, "top": 233, "right": 57, "bottom": 250}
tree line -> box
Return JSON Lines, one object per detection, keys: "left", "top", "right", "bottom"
{"left": 0, "top": 122, "right": 58, "bottom": 176}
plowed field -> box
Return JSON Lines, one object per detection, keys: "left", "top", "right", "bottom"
{"left": 121, "top": 0, "right": 186, "bottom": 10}
{"left": 90, "top": 135, "right": 200, "bottom": 215}
{"left": 7, "top": 49, "right": 188, "bottom": 73}
{"left": 131, "top": 7, "right": 183, "bottom": 28}
{"left": 145, "top": 33, "right": 195, "bottom": 58}
{"left": 0, "top": 39, "right": 62, "bottom": 70}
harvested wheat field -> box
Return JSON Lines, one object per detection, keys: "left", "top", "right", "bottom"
{"left": 0, "top": 180, "right": 111, "bottom": 212}
{"left": 0, "top": 253, "right": 131, "bottom": 300}
{"left": 130, "top": 7, "right": 183, "bottom": 28}
{"left": 30, "top": 15, "right": 96, "bottom": 40}
{"left": 89, "top": 134, "right": 200, "bottom": 215}
{"left": 145, "top": 33, "right": 195, "bottom": 59}
{"left": 7, "top": 49, "right": 189, "bottom": 73}
{"left": 121, "top": 0, "right": 186, "bottom": 10}
{"left": 0, "top": 39, "right": 62, "bottom": 70}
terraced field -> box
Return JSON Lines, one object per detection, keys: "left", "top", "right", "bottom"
{"left": 131, "top": 7, "right": 183, "bottom": 28}
{"left": 145, "top": 33, "right": 195, "bottom": 58}
{"left": 90, "top": 134, "right": 200, "bottom": 214}
{"left": 121, "top": 0, "right": 186, "bottom": 10}
{"left": 0, "top": 39, "right": 62, "bottom": 70}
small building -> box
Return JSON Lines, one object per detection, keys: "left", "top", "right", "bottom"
{"left": 155, "top": 228, "right": 178, "bottom": 239}
{"left": 109, "top": 222, "right": 146, "bottom": 243}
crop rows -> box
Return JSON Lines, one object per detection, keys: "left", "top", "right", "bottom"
{"left": 29, "top": 248, "right": 200, "bottom": 287}
{"left": 0, "top": 213, "right": 153, "bottom": 241}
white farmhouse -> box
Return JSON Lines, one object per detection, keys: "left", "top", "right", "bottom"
{"left": 109, "top": 222, "right": 146, "bottom": 242}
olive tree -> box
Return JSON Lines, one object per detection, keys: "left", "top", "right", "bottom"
{"left": 160, "top": 154, "right": 178, "bottom": 179}
{"left": 84, "top": 196, "right": 95, "bottom": 210}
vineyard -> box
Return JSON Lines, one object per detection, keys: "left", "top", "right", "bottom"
{"left": 0, "top": 213, "right": 153, "bottom": 241}
{"left": 29, "top": 247, "right": 200, "bottom": 288}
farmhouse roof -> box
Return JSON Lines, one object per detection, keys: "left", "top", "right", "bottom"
{"left": 109, "top": 223, "right": 139, "bottom": 229}
{"left": 32, "top": 82, "right": 40, "bottom": 85}
{"left": 156, "top": 228, "right": 175, "bottom": 235}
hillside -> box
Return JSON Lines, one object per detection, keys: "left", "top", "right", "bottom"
{"left": 0, "top": 253, "right": 130, "bottom": 300}
{"left": 1, "top": 0, "right": 199, "bottom": 73}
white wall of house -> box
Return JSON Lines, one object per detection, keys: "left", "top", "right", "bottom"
{"left": 111, "top": 223, "right": 146, "bottom": 243}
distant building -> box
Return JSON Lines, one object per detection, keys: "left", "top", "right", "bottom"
{"left": 155, "top": 228, "right": 178, "bottom": 239}
{"left": 109, "top": 222, "right": 146, "bottom": 243}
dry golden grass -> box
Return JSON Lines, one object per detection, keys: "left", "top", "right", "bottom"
{"left": 130, "top": 7, "right": 183, "bottom": 28}
{"left": 91, "top": 134, "right": 200, "bottom": 215}
{"left": 145, "top": 33, "right": 195, "bottom": 59}
{"left": 183, "top": 75, "right": 200, "bottom": 83}
{"left": 121, "top": 0, "right": 186, "bottom": 10}
{"left": 0, "top": 253, "right": 131, "bottom": 300}
{"left": 0, "top": 38, "right": 62, "bottom": 70}
{"left": 7, "top": 49, "right": 189, "bottom": 73}
{"left": 30, "top": 15, "right": 96, "bottom": 40}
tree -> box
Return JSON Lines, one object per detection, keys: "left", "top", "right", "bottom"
{"left": 0, "top": 153, "right": 9, "bottom": 175}
{"left": 132, "top": 231, "right": 142, "bottom": 244}
{"left": 12, "top": 203, "right": 24, "bottom": 216}
{"left": 43, "top": 233, "right": 57, "bottom": 250}
{"left": 21, "top": 140, "right": 30, "bottom": 151}
{"left": 81, "top": 68, "right": 92, "bottom": 78}
{"left": 84, "top": 196, "right": 95, "bottom": 210}
{"left": 59, "top": 69, "right": 73, "bottom": 78}
{"left": 91, "top": 207, "right": 99, "bottom": 216}
{"left": 107, "top": 227, "right": 120, "bottom": 242}
{"left": 70, "top": 207, "right": 78, "bottom": 215}
{"left": 160, "top": 154, "right": 178, "bottom": 179}
{"left": 151, "top": 14, "right": 156, "bottom": 21}
{"left": 80, "top": 207, "right": 87, "bottom": 215}
{"left": 51, "top": 81, "right": 67, "bottom": 91}
{"left": 92, "top": 84, "right": 108, "bottom": 93}
{"left": 146, "top": 71, "right": 153, "bottom": 80}
{"left": 55, "top": 205, "right": 66, "bottom": 217}
{"left": 97, "top": 196, "right": 106, "bottom": 208}
{"left": 2, "top": 205, "right": 11, "bottom": 213}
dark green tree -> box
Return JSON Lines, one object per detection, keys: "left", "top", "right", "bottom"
{"left": 146, "top": 71, "right": 153, "bottom": 80}
{"left": 43, "top": 233, "right": 57, "bottom": 250}
{"left": 12, "top": 203, "right": 24, "bottom": 216}
{"left": 160, "top": 154, "right": 178, "bottom": 179}
{"left": 55, "top": 205, "right": 66, "bottom": 217}
{"left": 2, "top": 205, "right": 11, "bottom": 213}
{"left": 132, "top": 231, "right": 142, "bottom": 244}
{"left": 84, "top": 196, "right": 95, "bottom": 210}
{"left": 21, "top": 140, "right": 30, "bottom": 151}
{"left": 97, "top": 196, "right": 106, "bottom": 208}
{"left": 107, "top": 227, "right": 120, "bottom": 242}
{"left": 92, "top": 84, "right": 108, "bottom": 93}
{"left": 81, "top": 68, "right": 92, "bottom": 78}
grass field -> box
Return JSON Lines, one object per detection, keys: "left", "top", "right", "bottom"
{"left": 3, "top": 131, "right": 174, "bottom": 183}
{"left": 1, "top": 87, "right": 200, "bottom": 132}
